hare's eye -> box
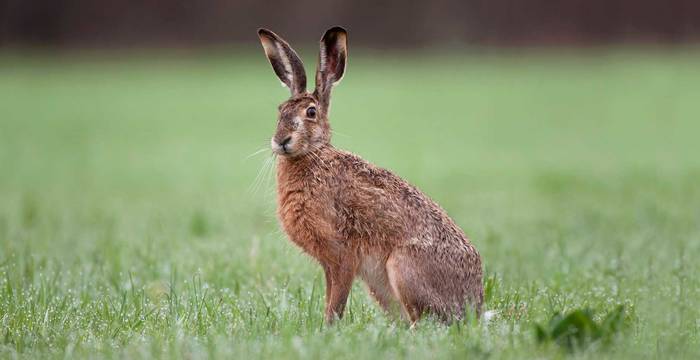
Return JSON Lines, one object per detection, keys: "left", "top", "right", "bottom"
{"left": 306, "top": 107, "right": 317, "bottom": 118}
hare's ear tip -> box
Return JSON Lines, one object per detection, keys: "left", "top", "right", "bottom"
{"left": 257, "top": 28, "right": 274, "bottom": 38}
{"left": 326, "top": 26, "right": 348, "bottom": 35}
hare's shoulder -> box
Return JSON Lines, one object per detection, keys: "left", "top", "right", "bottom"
{"left": 326, "top": 149, "right": 429, "bottom": 207}
{"left": 327, "top": 150, "right": 402, "bottom": 185}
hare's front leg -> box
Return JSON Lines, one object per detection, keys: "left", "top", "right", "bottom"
{"left": 322, "top": 258, "right": 358, "bottom": 324}
{"left": 321, "top": 263, "right": 332, "bottom": 310}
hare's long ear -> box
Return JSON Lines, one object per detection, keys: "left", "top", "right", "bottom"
{"left": 258, "top": 28, "right": 307, "bottom": 95}
{"left": 314, "top": 27, "right": 347, "bottom": 110}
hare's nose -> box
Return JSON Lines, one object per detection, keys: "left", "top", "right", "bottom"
{"left": 279, "top": 136, "right": 292, "bottom": 151}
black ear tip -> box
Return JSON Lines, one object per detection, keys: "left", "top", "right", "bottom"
{"left": 330, "top": 26, "right": 347, "bottom": 33}
{"left": 257, "top": 28, "right": 275, "bottom": 38}
{"left": 324, "top": 26, "right": 348, "bottom": 38}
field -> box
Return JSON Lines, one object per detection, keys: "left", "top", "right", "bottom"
{"left": 1, "top": 49, "right": 699, "bottom": 358}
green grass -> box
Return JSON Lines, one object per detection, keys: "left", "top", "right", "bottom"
{"left": 1, "top": 48, "right": 699, "bottom": 358}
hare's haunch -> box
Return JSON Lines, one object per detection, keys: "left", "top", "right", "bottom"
{"left": 258, "top": 27, "right": 483, "bottom": 324}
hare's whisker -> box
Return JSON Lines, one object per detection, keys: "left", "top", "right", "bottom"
{"left": 263, "top": 155, "right": 277, "bottom": 197}
{"left": 306, "top": 149, "right": 325, "bottom": 169}
{"left": 245, "top": 147, "right": 271, "bottom": 160}
{"left": 249, "top": 155, "right": 273, "bottom": 195}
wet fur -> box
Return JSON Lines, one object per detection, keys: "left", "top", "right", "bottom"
{"left": 259, "top": 27, "right": 483, "bottom": 324}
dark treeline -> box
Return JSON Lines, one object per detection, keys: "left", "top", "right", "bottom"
{"left": 2, "top": 0, "right": 699, "bottom": 48}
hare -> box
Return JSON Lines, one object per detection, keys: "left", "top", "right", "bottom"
{"left": 257, "top": 26, "right": 483, "bottom": 325}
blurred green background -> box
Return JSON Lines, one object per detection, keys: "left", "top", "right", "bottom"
{"left": 2, "top": 49, "right": 699, "bottom": 358}
{"left": 2, "top": 1, "right": 700, "bottom": 358}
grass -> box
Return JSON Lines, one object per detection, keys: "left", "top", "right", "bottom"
{"left": 1, "top": 48, "right": 699, "bottom": 358}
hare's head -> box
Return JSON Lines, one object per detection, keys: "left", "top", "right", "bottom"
{"left": 258, "top": 27, "right": 347, "bottom": 157}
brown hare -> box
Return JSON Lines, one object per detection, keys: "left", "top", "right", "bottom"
{"left": 257, "top": 26, "right": 483, "bottom": 325}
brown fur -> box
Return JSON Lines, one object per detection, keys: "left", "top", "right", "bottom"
{"left": 258, "top": 27, "right": 483, "bottom": 325}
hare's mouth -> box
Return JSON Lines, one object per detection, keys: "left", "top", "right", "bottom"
{"left": 273, "top": 147, "right": 294, "bottom": 156}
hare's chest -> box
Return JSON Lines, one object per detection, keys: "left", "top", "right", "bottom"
{"left": 277, "top": 187, "right": 339, "bottom": 256}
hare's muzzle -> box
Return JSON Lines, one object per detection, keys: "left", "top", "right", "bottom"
{"left": 271, "top": 136, "right": 293, "bottom": 155}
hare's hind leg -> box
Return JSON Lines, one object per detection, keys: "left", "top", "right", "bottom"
{"left": 385, "top": 250, "right": 434, "bottom": 324}
{"left": 386, "top": 247, "right": 483, "bottom": 323}
{"left": 358, "top": 255, "right": 402, "bottom": 317}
